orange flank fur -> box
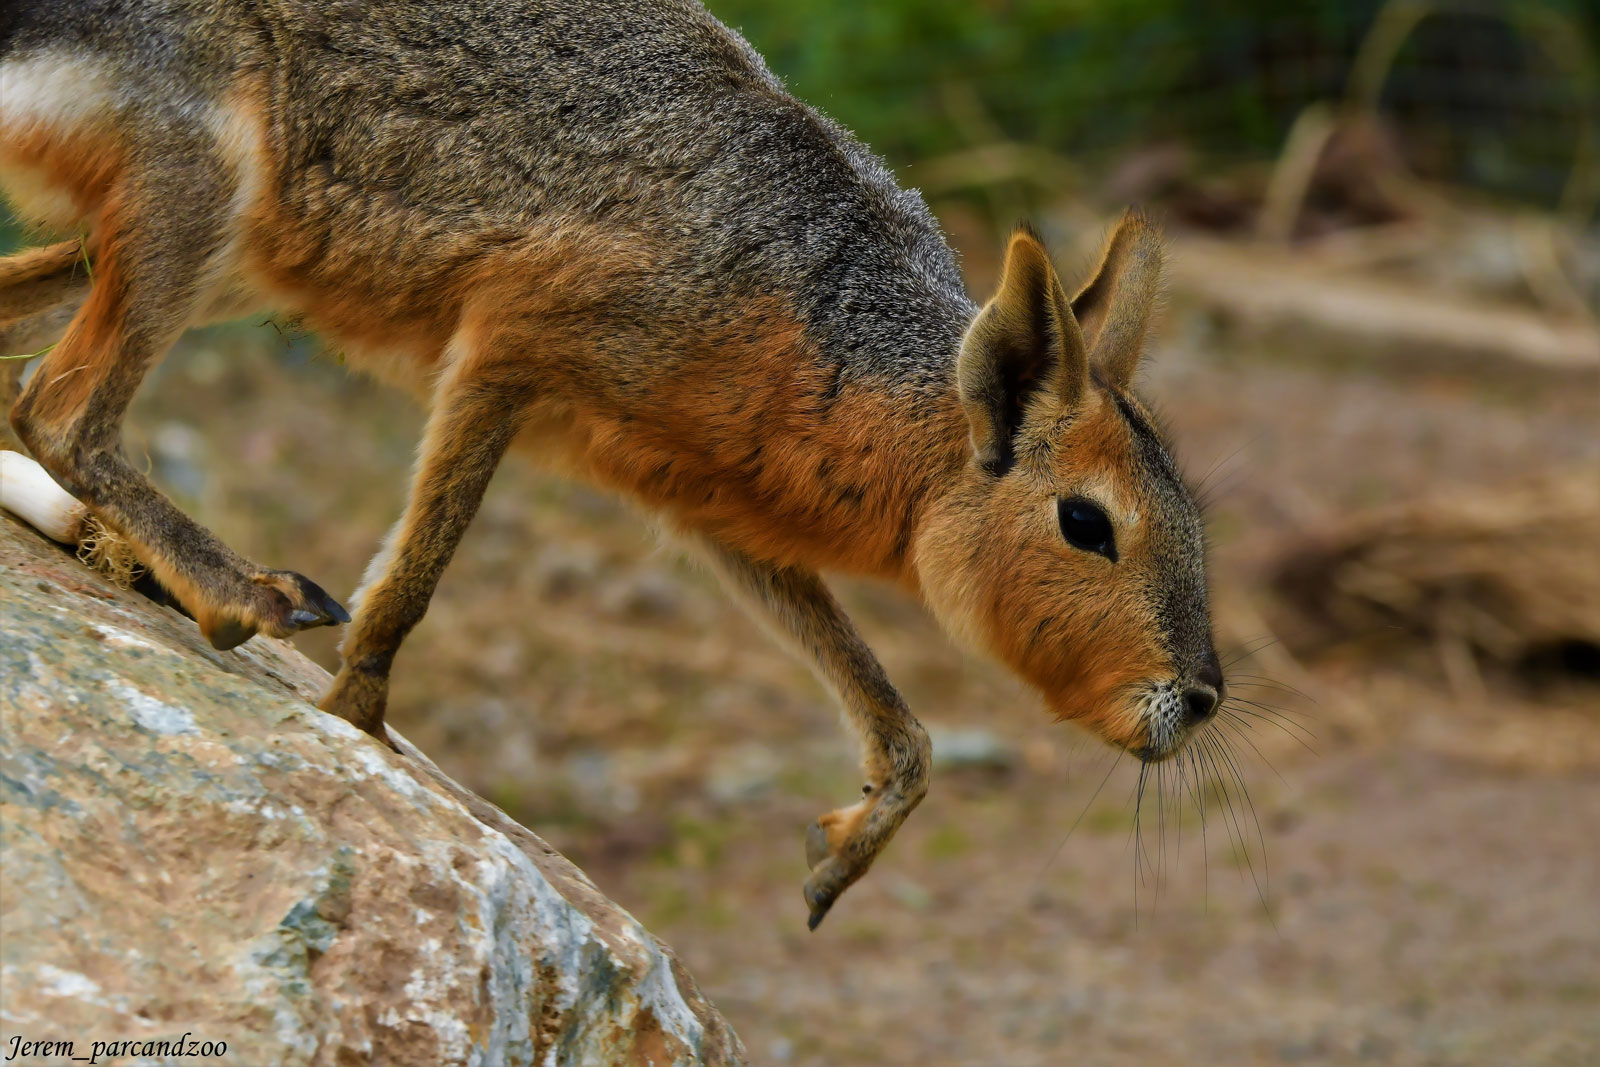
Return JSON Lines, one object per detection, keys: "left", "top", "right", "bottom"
{"left": 567, "top": 302, "right": 971, "bottom": 579}
{"left": 0, "top": 125, "right": 125, "bottom": 228}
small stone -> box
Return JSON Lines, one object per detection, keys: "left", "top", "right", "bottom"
{"left": 888, "top": 877, "right": 933, "bottom": 912}
{"left": 704, "top": 744, "right": 781, "bottom": 805}
{"left": 927, "top": 723, "right": 1020, "bottom": 775}
{"left": 150, "top": 421, "right": 208, "bottom": 501}
{"left": 600, "top": 569, "right": 684, "bottom": 620}
{"left": 533, "top": 543, "right": 600, "bottom": 599}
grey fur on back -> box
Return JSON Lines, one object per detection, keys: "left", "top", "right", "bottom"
{"left": 4, "top": 0, "right": 977, "bottom": 390}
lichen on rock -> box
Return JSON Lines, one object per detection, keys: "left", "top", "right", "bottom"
{"left": 0, "top": 513, "right": 745, "bottom": 1066}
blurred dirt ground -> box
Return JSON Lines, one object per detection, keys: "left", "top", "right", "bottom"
{"left": 78, "top": 215, "right": 1600, "bottom": 1065}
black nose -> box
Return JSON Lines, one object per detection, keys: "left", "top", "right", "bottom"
{"left": 1181, "top": 685, "right": 1219, "bottom": 726}
{"left": 1183, "top": 651, "right": 1225, "bottom": 727}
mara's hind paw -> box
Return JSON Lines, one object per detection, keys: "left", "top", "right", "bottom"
{"left": 201, "top": 569, "right": 350, "bottom": 650}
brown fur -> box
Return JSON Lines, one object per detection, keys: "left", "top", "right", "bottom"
{"left": 917, "top": 225, "right": 1214, "bottom": 759}
{"left": 322, "top": 326, "right": 530, "bottom": 734}
{"left": 16, "top": 216, "right": 127, "bottom": 428}
{"left": 913, "top": 407, "right": 1165, "bottom": 751}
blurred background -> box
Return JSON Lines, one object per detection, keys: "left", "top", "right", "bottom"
{"left": 4, "top": 1, "right": 1599, "bottom": 1063}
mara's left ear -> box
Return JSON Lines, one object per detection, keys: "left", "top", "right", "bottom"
{"left": 1070, "top": 210, "right": 1166, "bottom": 389}
{"left": 957, "top": 228, "right": 1089, "bottom": 476}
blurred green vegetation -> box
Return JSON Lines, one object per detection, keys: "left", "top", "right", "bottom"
{"left": 1, "top": 0, "right": 1593, "bottom": 256}
{"left": 708, "top": 0, "right": 1597, "bottom": 207}
{"left": 0, "top": 216, "right": 23, "bottom": 256}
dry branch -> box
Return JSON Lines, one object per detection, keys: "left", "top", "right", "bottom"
{"left": 1270, "top": 471, "right": 1600, "bottom": 670}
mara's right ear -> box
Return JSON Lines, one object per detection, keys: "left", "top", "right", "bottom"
{"left": 957, "top": 228, "right": 1089, "bottom": 476}
{"left": 1069, "top": 210, "right": 1165, "bottom": 389}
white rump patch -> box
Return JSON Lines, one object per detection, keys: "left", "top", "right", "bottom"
{"left": 0, "top": 51, "right": 118, "bottom": 130}
{"left": 0, "top": 51, "right": 119, "bottom": 229}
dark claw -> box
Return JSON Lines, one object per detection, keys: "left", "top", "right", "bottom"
{"left": 322, "top": 592, "right": 352, "bottom": 624}
{"left": 288, "top": 609, "right": 322, "bottom": 627}
{"left": 288, "top": 573, "right": 351, "bottom": 625}
{"left": 804, "top": 882, "right": 835, "bottom": 930}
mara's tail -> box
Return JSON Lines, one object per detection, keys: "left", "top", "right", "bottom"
{"left": 1, "top": 240, "right": 90, "bottom": 352}
{"left": 1, "top": 241, "right": 91, "bottom": 449}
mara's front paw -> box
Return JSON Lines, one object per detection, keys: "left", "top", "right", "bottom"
{"left": 803, "top": 817, "right": 858, "bottom": 931}
{"left": 318, "top": 663, "right": 392, "bottom": 742}
{"left": 802, "top": 785, "right": 920, "bottom": 930}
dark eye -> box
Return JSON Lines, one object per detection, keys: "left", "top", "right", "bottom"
{"left": 1057, "top": 497, "right": 1118, "bottom": 561}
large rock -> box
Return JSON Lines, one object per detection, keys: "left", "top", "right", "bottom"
{"left": 0, "top": 512, "right": 745, "bottom": 1066}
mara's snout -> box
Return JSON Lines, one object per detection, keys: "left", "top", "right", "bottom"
{"left": 1121, "top": 650, "right": 1226, "bottom": 763}
{"left": 1043, "top": 657, "right": 1225, "bottom": 765}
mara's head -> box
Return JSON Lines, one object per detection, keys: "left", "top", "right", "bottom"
{"left": 915, "top": 212, "right": 1222, "bottom": 763}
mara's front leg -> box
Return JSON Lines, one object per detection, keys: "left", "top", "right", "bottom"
{"left": 696, "top": 539, "right": 931, "bottom": 929}
{"left": 320, "top": 341, "right": 530, "bottom": 742}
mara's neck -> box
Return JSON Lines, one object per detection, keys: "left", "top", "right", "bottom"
{"left": 775, "top": 362, "right": 973, "bottom": 585}
{"left": 740, "top": 256, "right": 982, "bottom": 581}
{"left": 575, "top": 248, "right": 979, "bottom": 585}
{"left": 569, "top": 310, "right": 975, "bottom": 587}
{"left": 710, "top": 281, "right": 979, "bottom": 583}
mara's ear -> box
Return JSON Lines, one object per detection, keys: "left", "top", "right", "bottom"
{"left": 957, "top": 228, "right": 1089, "bottom": 475}
{"left": 1070, "top": 210, "right": 1165, "bottom": 389}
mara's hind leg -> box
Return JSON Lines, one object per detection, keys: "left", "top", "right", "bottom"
{"left": 9, "top": 161, "right": 348, "bottom": 648}
{"left": 1, "top": 241, "right": 91, "bottom": 451}
{"left": 320, "top": 340, "right": 530, "bottom": 741}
